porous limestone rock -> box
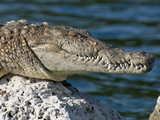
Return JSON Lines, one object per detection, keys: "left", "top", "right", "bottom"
{"left": 150, "top": 96, "right": 160, "bottom": 120}
{"left": 0, "top": 75, "right": 124, "bottom": 120}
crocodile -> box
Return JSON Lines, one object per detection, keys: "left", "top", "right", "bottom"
{"left": 0, "top": 20, "right": 155, "bottom": 82}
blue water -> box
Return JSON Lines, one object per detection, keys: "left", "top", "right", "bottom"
{"left": 0, "top": 0, "right": 160, "bottom": 119}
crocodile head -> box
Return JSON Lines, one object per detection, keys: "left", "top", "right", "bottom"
{"left": 29, "top": 25, "right": 155, "bottom": 81}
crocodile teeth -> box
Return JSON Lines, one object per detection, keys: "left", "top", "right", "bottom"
{"left": 76, "top": 55, "right": 149, "bottom": 72}
{"left": 94, "top": 57, "right": 101, "bottom": 64}
{"left": 87, "top": 57, "right": 91, "bottom": 60}
{"left": 120, "top": 64, "right": 123, "bottom": 68}
{"left": 108, "top": 64, "right": 112, "bottom": 70}
{"left": 130, "top": 63, "right": 134, "bottom": 69}
{"left": 136, "top": 66, "right": 140, "bottom": 70}
{"left": 144, "top": 65, "right": 147, "bottom": 70}
{"left": 124, "top": 63, "right": 127, "bottom": 67}
{"left": 128, "top": 62, "right": 131, "bottom": 66}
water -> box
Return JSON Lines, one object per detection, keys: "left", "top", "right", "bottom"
{"left": 0, "top": 0, "right": 160, "bottom": 119}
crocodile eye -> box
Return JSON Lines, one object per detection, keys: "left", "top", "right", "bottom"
{"left": 81, "top": 30, "right": 91, "bottom": 36}
{"left": 68, "top": 32, "right": 78, "bottom": 38}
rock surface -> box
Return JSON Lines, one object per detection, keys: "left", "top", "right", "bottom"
{"left": 150, "top": 96, "right": 160, "bottom": 120}
{"left": 0, "top": 75, "right": 124, "bottom": 120}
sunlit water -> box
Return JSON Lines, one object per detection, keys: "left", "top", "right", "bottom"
{"left": 0, "top": 0, "right": 160, "bottom": 119}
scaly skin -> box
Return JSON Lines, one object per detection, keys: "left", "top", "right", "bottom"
{"left": 0, "top": 20, "right": 155, "bottom": 81}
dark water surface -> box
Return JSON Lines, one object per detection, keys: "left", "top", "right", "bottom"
{"left": 0, "top": 0, "right": 160, "bottom": 120}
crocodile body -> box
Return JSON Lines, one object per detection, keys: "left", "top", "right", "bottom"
{"left": 0, "top": 20, "right": 155, "bottom": 81}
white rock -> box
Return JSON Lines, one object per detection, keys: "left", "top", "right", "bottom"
{"left": 150, "top": 96, "right": 160, "bottom": 120}
{"left": 0, "top": 75, "right": 124, "bottom": 120}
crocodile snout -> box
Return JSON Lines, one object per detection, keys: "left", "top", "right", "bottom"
{"left": 124, "top": 51, "right": 155, "bottom": 73}
{"left": 127, "top": 51, "right": 155, "bottom": 64}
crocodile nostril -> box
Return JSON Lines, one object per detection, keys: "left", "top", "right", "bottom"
{"left": 139, "top": 51, "right": 146, "bottom": 55}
